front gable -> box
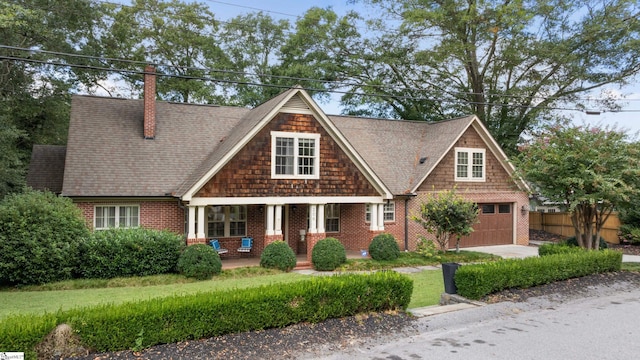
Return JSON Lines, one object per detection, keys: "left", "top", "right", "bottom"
{"left": 196, "top": 112, "right": 379, "bottom": 197}
{"left": 417, "top": 122, "right": 520, "bottom": 192}
{"left": 184, "top": 89, "right": 392, "bottom": 201}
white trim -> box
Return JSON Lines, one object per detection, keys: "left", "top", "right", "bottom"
{"left": 182, "top": 88, "right": 393, "bottom": 200}
{"left": 454, "top": 147, "right": 486, "bottom": 182}
{"left": 93, "top": 204, "right": 140, "bottom": 230}
{"left": 270, "top": 131, "right": 320, "bottom": 179}
{"left": 188, "top": 195, "right": 385, "bottom": 206}
{"left": 366, "top": 202, "right": 396, "bottom": 223}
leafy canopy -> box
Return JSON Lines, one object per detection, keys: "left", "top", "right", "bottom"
{"left": 515, "top": 124, "right": 640, "bottom": 249}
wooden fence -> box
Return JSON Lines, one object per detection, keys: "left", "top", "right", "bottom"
{"left": 529, "top": 211, "right": 621, "bottom": 244}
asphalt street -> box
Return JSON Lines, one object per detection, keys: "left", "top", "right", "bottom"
{"left": 300, "top": 283, "right": 640, "bottom": 360}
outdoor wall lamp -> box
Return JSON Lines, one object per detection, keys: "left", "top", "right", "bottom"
{"left": 521, "top": 205, "right": 529, "bottom": 216}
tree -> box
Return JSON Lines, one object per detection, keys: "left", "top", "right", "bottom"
{"left": 103, "top": 0, "right": 231, "bottom": 104}
{"left": 411, "top": 189, "right": 479, "bottom": 252}
{"left": 336, "top": 0, "right": 640, "bottom": 154}
{"left": 516, "top": 125, "right": 640, "bottom": 250}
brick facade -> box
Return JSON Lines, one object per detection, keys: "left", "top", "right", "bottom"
{"left": 75, "top": 199, "right": 184, "bottom": 234}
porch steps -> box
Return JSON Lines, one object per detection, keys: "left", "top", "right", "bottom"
{"left": 294, "top": 261, "right": 313, "bottom": 270}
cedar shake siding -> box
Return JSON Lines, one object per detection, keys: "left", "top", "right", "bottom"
{"left": 418, "top": 127, "right": 516, "bottom": 192}
{"left": 196, "top": 113, "right": 380, "bottom": 198}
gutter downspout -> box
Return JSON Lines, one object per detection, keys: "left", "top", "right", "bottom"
{"left": 404, "top": 193, "right": 417, "bottom": 251}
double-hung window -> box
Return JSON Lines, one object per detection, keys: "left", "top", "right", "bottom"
{"left": 365, "top": 202, "right": 396, "bottom": 222}
{"left": 271, "top": 131, "right": 320, "bottom": 179}
{"left": 207, "top": 205, "right": 247, "bottom": 237}
{"left": 325, "top": 204, "right": 340, "bottom": 232}
{"left": 94, "top": 205, "right": 139, "bottom": 229}
{"left": 455, "top": 147, "right": 485, "bottom": 182}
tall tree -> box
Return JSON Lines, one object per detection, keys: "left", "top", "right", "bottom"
{"left": 340, "top": 0, "right": 640, "bottom": 153}
{"left": 0, "top": 0, "right": 105, "bottom": 197}
{"left": 516, "top": 125, "right": 640, "bottom": 250}
{"left": 103, "top": 0, "right": 231, "bottom": 103}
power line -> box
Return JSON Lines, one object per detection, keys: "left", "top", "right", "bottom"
{"left": 3, "top": 44, "right": 637, "bottom": 107}
{"left": 7, "top": 54, "right": 638, "bottom": 115}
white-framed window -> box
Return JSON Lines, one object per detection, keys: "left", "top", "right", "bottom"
{"left": 207, "top": 205, "right": 247, "bottom": 237}
{"left": 271, "top": 131, "right": 320, "bottom": 179}
{"left": 455, "top": 147, "right": 485, "bottom": 182}
{"left": 94, "top": 205, "right": 139, "bottom": 229}
{"left": 325, "top": 204, "right": 340, "bottom": 232}
{"left": 365, "top": 202, "right": 396, "bottom": 222}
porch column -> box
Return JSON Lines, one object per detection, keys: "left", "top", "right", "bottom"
{"left": 377, "top": 203, "right": 385, "bottom": 231}
{"left": 316, "top": 204, "right": 325, "bottom": 233}
{"left": 187, "top": 206, "right": 196, "bottom": 239}
{"left": 196, "top": 206, "right": 206, "bottom": 239}
{"left": 308, "top": 204, "right": 317, "bottom": 233}
{"left": 274, "top": 205, "right": 283, "bottom": 235}
{"left": 266, "top": 205, "right": 275, "bottom": 236}
{"left": 369, "top": 203, "right": 378, "bottom": 231}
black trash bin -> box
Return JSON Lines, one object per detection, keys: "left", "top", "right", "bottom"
{"left": 442, "top": 262, "right": 461, "bottom": 294}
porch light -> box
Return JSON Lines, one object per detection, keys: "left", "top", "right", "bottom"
{"left": 521, "top": 205, "right": 528, "bottom": 216}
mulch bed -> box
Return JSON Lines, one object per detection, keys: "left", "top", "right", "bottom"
{"left": 64, "top": 231, "right": 640, "bottom": 360}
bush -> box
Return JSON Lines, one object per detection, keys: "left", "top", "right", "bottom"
{"left": 563, "top": 236, "right": 608, "bottom": 249}
{"left": 260, "top": 241, "right": 297, "bottom": 271}
{"left": 0, "top": 272, "right": 413, "bottom": 356}
{"left": 619, "top": 224, "right": 640, "bottom": 245}
{"left": 177, "top": 244, "right": 221, "bottom": 280}
{"left": 368, "top": 233, "right": 401, "bottom": 261}
{"left": 312, "top": 237, "right": 347, "bottom": 271}
{"left": 79, "top": 228, "right": 185, "bottom": 279}
{"left": 538, "top": 243, "right": 586, "bottom": 256}
{"left": 415, "top": 236, "right": 442, "bottom": 261}
{"left": 455, "top": 250, "right": 622, "bottom": 300}
{"left": 0, "top": 189, "right": 90, "bottom": 285}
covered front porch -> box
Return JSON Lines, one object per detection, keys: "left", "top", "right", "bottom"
{"left": 185, "top": 196, "right": 389, "bottom": 262}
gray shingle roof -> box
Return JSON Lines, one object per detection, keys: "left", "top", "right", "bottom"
{"left": 329, "top": 115, "right": 474, "bottom": 194}
{"left": 55, "top": 91, "right": 480, "bottom": 198}
{"left": 26, "top": 145, "right": 66, "bottom": 193}
{"left": 62, "top": 96, "right": 249, "bottom": 197}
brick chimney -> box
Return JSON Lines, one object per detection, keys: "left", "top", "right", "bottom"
{"left": 143, "top": 65, "right": 156, "bottom": 139}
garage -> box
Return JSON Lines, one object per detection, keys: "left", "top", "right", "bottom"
{"left": 455, "top": 203, "right": 513, "bottom": 248}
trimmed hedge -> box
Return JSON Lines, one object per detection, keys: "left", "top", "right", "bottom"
{"left": 260, "top": 241, "right": 297, "bottom": 271}
{"left": 311, "top": 237, "right": 347, "bottom": 271}
{"left": 455, "top": 250, "right": 622, "bottom": 300}
{"left": 564, "top": 236, "right": 608, "bottom": 249}
{"left": 368, "top": 233, "right": 401, "bottom": 261}
{"left": 79, "top": 228, "right": 185, "bottom": 279}
{"left": 538, "top": 243, "right": 587, "bottom": 256}
{"left": 177, "top": 244, "right": 222, "bottom": 280}
{"left": 0, "top": 272, "right": 413, "bottom": 358}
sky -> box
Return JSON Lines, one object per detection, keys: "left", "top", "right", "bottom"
{"left": 108, "top": 0, "right": 640, "bottom": 136}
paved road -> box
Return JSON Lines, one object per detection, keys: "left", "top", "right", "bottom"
{"left": 301, "top": 284, "right": 640, "bottom": 360}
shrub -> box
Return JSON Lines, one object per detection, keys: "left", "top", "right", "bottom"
{"left": 0, "top": 189, "right": 90, "bottom": 285}
{"left": 563, "top": 235, "right": 608, "bottom": 249}
{"left": 415, "top": 236, "right": 442, "bottom": 261}
{"left": 177, "top": 244, "right": 221, "bottom": 280}
{"left": 0, "top": 272, "right": 413, "bottom": 356}
{"left": 260, "top": 241, "right": 297, "bottom": 271}
{"left": 312, "top": 237, "right": 347, "bottom": 271}
{"left": 538, "top": 243, "right": 586, "bottom": 256}
{"left": 619, "top": 224, "right": 640, "bottom": 245}
{"left": 455, "top": 250, "right": 622, "bottom": 300}
{"left": 368, "top": 233, "right": 401, "bottom": 261}
{"left": 79, "top": 228, "right": 185, "bottom": 279}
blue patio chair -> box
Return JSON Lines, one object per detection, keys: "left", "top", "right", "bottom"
{"left": 210, "top": 239, "right": 228, "bottom": 254}
{"left": 237, "top": 237, "right": 253, "bottom": 253}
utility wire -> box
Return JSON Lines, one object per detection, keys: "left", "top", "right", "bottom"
{"left": 6, "top": 54, "right": 639, "bottom": 114}
{"left": 3, "top": 44, "right": 637, "bottom": 106}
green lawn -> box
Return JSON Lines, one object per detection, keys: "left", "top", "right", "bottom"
{"left": 0, "top": 251, "right": 497, "bottom": 320}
